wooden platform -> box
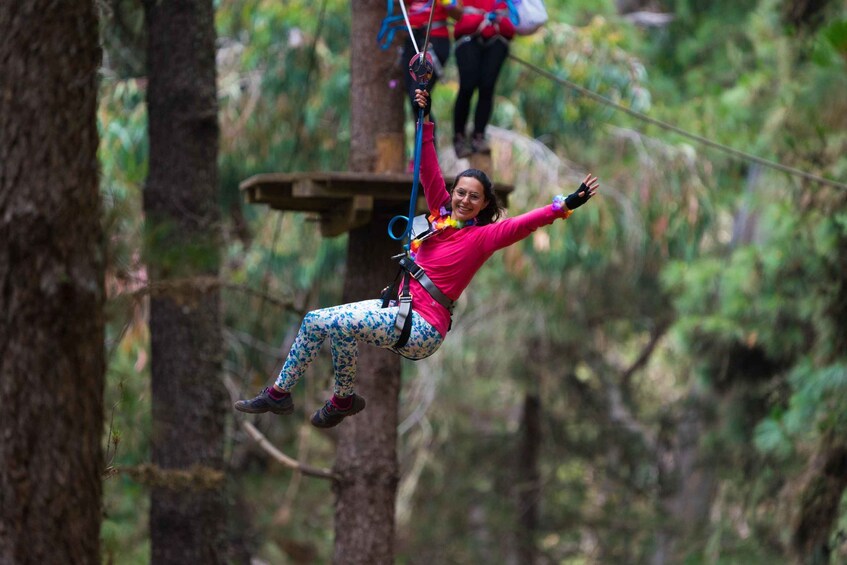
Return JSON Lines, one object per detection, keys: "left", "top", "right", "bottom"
{"left": 240, "top": 171, "right": 513, "bottom": 237}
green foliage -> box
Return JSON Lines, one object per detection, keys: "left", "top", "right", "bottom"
{"left": 755, "top": 362, "right": 847, "bottom": 458}
{"left": 497, "top": 17, "right": 652, "bottom": 144}
{"left": 97, "top": 0, "right": 847, "bottom": 561}
{"left": 814, "top": 19, "right": 847, "bottom": 66}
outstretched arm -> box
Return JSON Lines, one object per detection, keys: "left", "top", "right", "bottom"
{"left": 414, "top": 89, "right": 450, "bottom": 213}
{"left": 479, "top": 174, "right": 601, "bottom": 254}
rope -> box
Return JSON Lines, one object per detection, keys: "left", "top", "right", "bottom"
{"left": 509, "top": 54, "right": 847, "bottom": 191}
{"left": 420, "top": 1, "right": 437, "bottom": 59}
{"left": 397, "top": 0, "right": 420, "bottom": 53}
{"left": 397, "top": 0, "right": 438, "bottom": 55}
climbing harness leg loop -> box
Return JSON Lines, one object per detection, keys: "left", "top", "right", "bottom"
{"left": 381, "top": 255, "right": 454, "bottom": 350}
{"left": 394, "top": 275, "right": 414, "bottom": 348}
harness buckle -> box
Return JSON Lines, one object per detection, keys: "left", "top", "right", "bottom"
{"left": 406, "top": 263, "right": 424, "bottom": 280}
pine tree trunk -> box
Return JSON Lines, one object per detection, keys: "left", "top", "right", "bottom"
{"left": 789, "top": 226, "right": 847, "bottom": 564}
{"left": 790, "top": 430, "right": 847, "bottom": 564}
{"left": 142, "top": 1, "right": 226, "bottom": 562}
{"left": 515, "top": 393, "right": 542, "bottom": 565}
{"left": 652, "top": 392, "right": 716, "bottom": 565}
{"left": 333, "top": 1, "right": 406, "bottom": 562}
{"left": 0, "top": 2, "right": 104, "bottom": 563}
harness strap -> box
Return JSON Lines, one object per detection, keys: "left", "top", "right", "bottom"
{"left": 394, "top": 275, "right": 414, "bottom": 348}
{"left": 382, "top": 254, "right": 454, "bottom": 349}
{"left": 398, "top": 256, "right": 454, "bottom": 313}
{"left": 379, "top": 19, "right": 448, "bottom": 50}
{"left": 459, "top": 6, "right": 509, "bottom": 36}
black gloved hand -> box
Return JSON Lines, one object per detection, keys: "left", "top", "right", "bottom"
{"left": 564, "top": 175, "right": 599, "bottom": 210}
{"left": 564, "top": 183, "right": 592, "bottom": 210}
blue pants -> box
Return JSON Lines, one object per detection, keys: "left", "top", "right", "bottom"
{"left": 275, "top": 299, "right": 444, "bottom": 397}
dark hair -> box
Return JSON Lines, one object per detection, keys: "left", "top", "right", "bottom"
{"left": 449, "top": 168, "right": 505, "bottom": 226}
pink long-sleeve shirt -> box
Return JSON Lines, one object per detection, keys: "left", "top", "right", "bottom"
{"left": 410, "top": 122, "right": 569, "bottom": 337}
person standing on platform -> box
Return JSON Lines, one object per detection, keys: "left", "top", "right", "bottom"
{"left": 452, "top": 0, "right": 515, "bottom": 158}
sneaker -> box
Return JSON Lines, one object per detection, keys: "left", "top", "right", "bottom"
{"left": 454, "top": 134, "right": 472, "bottom": 159}
{"left": 234, "top": 387, "right": 294, "bottom": 415}
{"left": 471, "top": 133, "right": 491, "bottom": 155}
{"left": 310, "top": 394, "right": 367, "bottom": 428}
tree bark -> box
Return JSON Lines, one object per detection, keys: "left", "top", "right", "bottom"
{"left": 348, "top": 0, "right": 407, "bottom": 175}
{"left": 652, "top": 391, "right": 716, "bottom": 565}
{"left": 143, "top": 0, "right": 226, "bottom": 562}
{"left": 333, "top": 1, "right": 406, "bottom": 562}
{"left": 515, "top": 393, "right": 542, "bottom": 565}
{"left": 789, "top": 221, "right": 847, "bottom": 564}
{"left": 790, "top": 430, "right": 847, "bottom": 564}
{"left": 0, "top": 2, "right": 104, "bottom": 563}
{"left": 334, "top": 211, "right": 404, "bottom": 565}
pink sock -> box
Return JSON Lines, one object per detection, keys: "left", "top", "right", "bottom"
{"left": 268, "top": 387, "right": 289, "bottom": 401}
{"left": 331, "top": 394, "right": 353, "bottom": 410}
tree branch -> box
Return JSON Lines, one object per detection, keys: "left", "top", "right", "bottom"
{"left": 109, "top": 275, "right": 304, "bottom": 315}
{"left": 223, "top": 375, "right": 337, "bottom": 481}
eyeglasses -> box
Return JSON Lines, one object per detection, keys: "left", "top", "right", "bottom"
{"left": 454, "top": 188, "right": 482, "bottom": 202}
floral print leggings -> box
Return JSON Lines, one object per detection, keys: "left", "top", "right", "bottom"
{"left": 275, "top": 299, "right": 444, "bottom": 397}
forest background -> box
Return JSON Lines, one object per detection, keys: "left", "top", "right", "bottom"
{"left": 3, "top": 0, "right": 846, "bottom": 563}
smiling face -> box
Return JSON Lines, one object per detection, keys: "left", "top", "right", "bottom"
{"left": 450, "top": 177, "right": 488, "bottom": 222}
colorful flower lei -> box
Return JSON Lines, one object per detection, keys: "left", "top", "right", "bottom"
{"left": 551, "top": 195, "right": 573, "bottom": 218}
{"left": 409, "top": 207, "right": 475, "bottom": 258}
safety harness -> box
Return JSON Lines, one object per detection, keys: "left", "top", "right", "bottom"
{"left": 455, "top": 5, "right": 515, "bottom": 48}
{"left": 381, "top": 214, "right": 455, "bottom": 350}
{"left": 377, "top": 0, "right": 451, "bottom": 352}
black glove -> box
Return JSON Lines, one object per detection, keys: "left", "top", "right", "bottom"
{"left": 565, "top": 182, "right": 593, "bottom": 210}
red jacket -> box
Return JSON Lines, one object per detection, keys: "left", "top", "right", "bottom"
{"left": 405, "top": 0, "right": 454, "bottom": 38}
{"left": 453, "top": 0, "right": 515, "bottom": 40}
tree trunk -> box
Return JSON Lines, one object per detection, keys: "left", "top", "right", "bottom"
{"left": 143, "top": 1, "right": 226, "bottom": 562}
{"left": 515, "top": 393, "right": 542, "bottom": 565}
{"left": 790, "top": 430, "right": 847, "bottom": 564}
{"left": 789, "top": 223, "right": 847, "bottom": 564}
{"left": 348, "top": 0, "right": 407, "bottom": 175}
{"left": 652, "top": 391, "right": 716, "bottom": 565}
{"left": 333, "top": 1, "right": 406, "bottom": 562}
{"left": 334, "top": 211, "right": 404, "bottom": 564}
{"left": 0, "top": 3, "right": 104, "bottom": 563}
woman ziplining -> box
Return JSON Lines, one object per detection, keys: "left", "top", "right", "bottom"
{"left": 234, "top": 88, "right": 599, "bottom": 428}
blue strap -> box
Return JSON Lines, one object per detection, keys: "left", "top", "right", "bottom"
{"left": 377, "top": 15, "right": 406, "bottom": 49}
{"left": 388, "top": 106, "right": 426, "bottom": 247}
{"left": 504, "top": 0, "right": 520, "bottom": 25}
{"left": 377, "top": 0, "right": 439, "bottom": 50}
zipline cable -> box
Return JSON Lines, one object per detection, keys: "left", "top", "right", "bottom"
{"left": 419, "top": 1, "right": 437, "bottom": 59}
{"left": 509, "top": 54, "right": 847, "bottom": 191}
{"left": 397, "top": 0, "right": 420, "bottom": 53}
